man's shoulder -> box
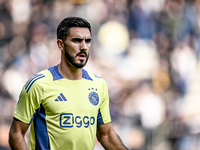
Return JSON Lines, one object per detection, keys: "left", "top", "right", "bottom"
{"left": 31, "top": 68, "right": 53, "bottom": 82}
{"left": 24, "top": 66, "right": 57, "bottom": 90}
{"left": 83, "top": 69, "right": 104, "bottom": 82}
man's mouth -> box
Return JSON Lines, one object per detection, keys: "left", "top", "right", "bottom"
{"left": 76, "top": 52, "right": 87, "bottom": 58}
{"left": 76, "top": 52, "right": 87, "bottom": 60}
{"left": 78, "top": 54, "right": 86, "bottom": 57}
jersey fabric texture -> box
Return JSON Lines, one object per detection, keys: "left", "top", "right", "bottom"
{"left": 13, "top": 65, "right": 111, "bottom": 150}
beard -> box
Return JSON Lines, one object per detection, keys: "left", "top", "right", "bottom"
{"left": 63, "top": 45, "right": 89, "bottom": 68}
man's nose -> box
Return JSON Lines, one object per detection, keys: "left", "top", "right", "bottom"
{"left": 80, "top": 41, "right": 88, "bottom": 51}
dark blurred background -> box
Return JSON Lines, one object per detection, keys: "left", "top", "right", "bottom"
{"left": 1, "top": 0, "right": 200, "bottom": 149}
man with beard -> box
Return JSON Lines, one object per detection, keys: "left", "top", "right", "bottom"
{"left": 9, "top": 17, "right": 128, "bottom": 150}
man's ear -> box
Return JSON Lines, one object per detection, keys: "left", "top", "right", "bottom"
{"left": 57, "top": 39, "right": 64, "bottom": 51}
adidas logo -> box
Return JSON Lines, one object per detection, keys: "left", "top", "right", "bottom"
{"left": 55, "top": 93, "right": 67, "bottom": 101}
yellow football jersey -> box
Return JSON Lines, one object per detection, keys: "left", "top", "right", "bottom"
{"left": 13, "top": 65, "right": 111, "bottom": 150}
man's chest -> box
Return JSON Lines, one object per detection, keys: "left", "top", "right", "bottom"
{"left": 41, "top": 81, "right": 102, "bottom": 115}
{"left": 39, "top": 81, "right": 102, "bottom": 129}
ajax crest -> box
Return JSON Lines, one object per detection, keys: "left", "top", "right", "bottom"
{"left": 88, "top": 88, "right": 99, "bottom": 106}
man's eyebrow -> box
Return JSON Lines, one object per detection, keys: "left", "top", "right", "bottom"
{"left": 71, "top": 37, "right": 92, "bottom": 41}
{"left": 71, "top": 37, "right": 83, "bottom": 41}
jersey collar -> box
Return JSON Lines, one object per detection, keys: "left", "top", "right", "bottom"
{"left": 48, "top": 65, "right": 93, "bottom": 81}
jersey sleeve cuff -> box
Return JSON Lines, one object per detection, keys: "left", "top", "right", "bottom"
{"left": 13, "top": 112, "right": 31, "bottom": 124}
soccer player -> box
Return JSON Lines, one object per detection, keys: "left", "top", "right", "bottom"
{"left": 8, "top": 17, "right": 128, "bottom": 150}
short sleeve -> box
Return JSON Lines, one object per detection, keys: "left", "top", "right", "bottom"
{"left": 97, "top": 80, "right": 111, "bottom": 125}
{"left": 13, "top": 74, "right": 44, "bottom": 124}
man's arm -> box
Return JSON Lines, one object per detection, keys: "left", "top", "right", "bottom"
{"left": 97, "top": 122, "right": 128, "bottom": 150}
{"left": 9, "top": 117, "right": 30, "bottom": 150}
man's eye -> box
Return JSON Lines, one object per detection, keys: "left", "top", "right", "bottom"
{"left": 72, "top": 38, "right": 82, "bottom": 43}
{"left": 85, "top": 39, "right": 91, "bottom": 43}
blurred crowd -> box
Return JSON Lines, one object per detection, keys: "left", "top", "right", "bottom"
{"left": 1, "top": 0, "right": 200, "bottom": 149}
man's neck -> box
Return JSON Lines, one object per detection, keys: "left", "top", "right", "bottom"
{"left": 58, "top": 63, "right": 83, "bottom": 80}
